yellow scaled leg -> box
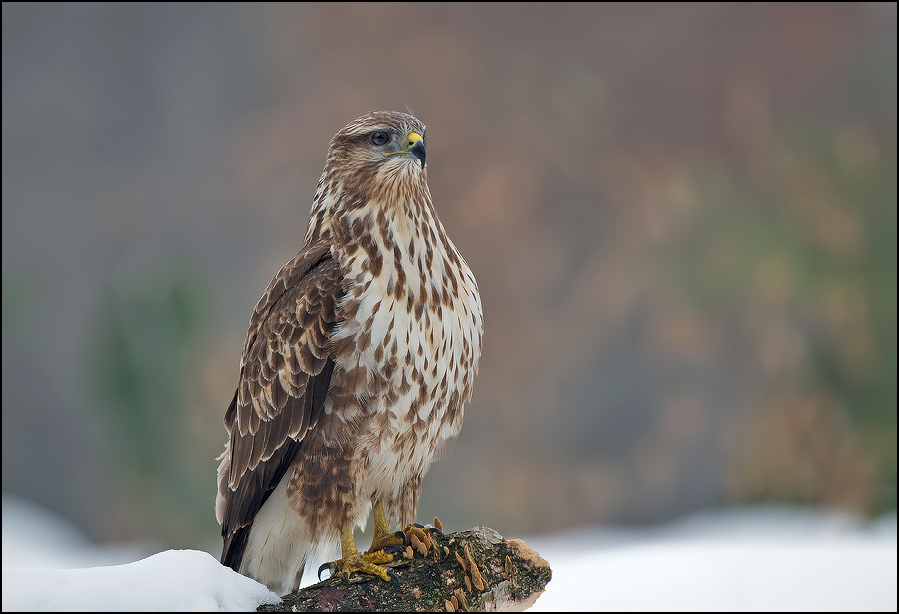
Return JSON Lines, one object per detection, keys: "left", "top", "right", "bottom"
{"left": 318, "top": 526, "right": 400, "bottom": 583}
{"left": 366, "top": 500, "right": 406, "bottom": 554}
{"left": 317, "top": 502, "right": 405, "bottom": 584}
{"left": 367, "top": 501, "right": 446, "bottom": 558}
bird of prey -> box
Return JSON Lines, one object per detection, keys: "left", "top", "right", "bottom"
{"left": 215, "top": 111, "right": 484, "bottom": 596}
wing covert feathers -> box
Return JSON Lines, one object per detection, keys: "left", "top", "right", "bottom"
{"left": 218, "top": 241, "right": 342, "bottom": 570}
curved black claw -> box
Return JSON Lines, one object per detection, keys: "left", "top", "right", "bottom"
{"left": 394, "top": 530, "right": 409, "bottom": 547}
{"left": 411, "top": 522, "right": 446, "bottom": 541}
{"left": 386, "top": 569, "right": 401, "bottom": 584}
{"left": 318, "top": 561, "right": 335, "bottom": 581}
{"left": 384, "top": 545, "right": 406, "bottom": 555}
{"left": 342, "top": 571, "right": 350, "bottom": 583}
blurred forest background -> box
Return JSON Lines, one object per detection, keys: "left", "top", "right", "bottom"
{"left": 3, "top": 3, "right": 896, "bottom": 555}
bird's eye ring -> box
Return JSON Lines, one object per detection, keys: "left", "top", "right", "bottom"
{"left": 370, "top": 131, "right": 390, "bottom": 146}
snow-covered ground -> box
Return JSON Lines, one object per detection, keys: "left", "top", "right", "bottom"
{"left": 527, "top": 509, "right": 897, "bottom": 612}
{"left": 2, "top": 494, "right": 895, "bottom": 611}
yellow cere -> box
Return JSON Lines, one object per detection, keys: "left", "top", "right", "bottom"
{"left": 383, "top": 131, "right": 424, "bottom": 157}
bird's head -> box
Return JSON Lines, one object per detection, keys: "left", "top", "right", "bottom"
{"left": 306, "top": 111, "right": 432, "bottom": 245}
{"left": 327, "top": 110, "right": 427, "bottom": 173}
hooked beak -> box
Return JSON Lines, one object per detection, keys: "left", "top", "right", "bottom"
{"left": 406, "top": 132, "right": 426, "bottom": 168}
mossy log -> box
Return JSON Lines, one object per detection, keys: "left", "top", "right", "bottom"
{"left": 258, "top": 525, "right": 552, "bottom": 612}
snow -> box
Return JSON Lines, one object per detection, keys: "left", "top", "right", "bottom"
{"left": 2, "top": 494, "right": 895, "bottom": 612}
{"left": 1, "top": 496, "right": 279, "bottom": 612}
{"left": 527, "top": 509, "right": 897, "bottom": 612}
{"left": 2, "top": 550, "right": 280, "bottom": 612}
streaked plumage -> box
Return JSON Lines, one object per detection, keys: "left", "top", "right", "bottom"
{"left": 215, "top": 111, "right": 483, "bottom": 595}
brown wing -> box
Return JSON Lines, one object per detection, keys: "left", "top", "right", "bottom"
{"left": 219, "top": 241, "right": 343, "bottom": 571}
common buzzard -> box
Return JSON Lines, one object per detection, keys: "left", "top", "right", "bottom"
{"left": 215, "top": 111, "right": 483, "bottom": 595}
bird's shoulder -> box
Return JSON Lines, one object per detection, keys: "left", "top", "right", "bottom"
{"left": 228, "top": 240, "right": 343, "bottom": 441}
{"left": 241, "top": 241, "right": 339, "bottom": 360}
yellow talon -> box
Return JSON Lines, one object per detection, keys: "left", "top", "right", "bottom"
{"left": 318, "top": 524, "right": 399, "bottom": 583}
{"left": 319, "top": 500, "right": 449, "bottom": 582}
{"left": 366, "top": 501, "right": 406, "bottom": 553}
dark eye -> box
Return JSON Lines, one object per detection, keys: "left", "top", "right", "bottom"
{"left": 370, "top": 131, "right": 390, "bottom": 146}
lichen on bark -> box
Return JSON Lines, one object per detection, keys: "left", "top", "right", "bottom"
{"left": 257, "top": 525, "right": 552, "bottom": 612}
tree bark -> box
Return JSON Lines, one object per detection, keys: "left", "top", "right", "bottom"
{"left": 258, "top": 525, "right": 552, "bottom": 612}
